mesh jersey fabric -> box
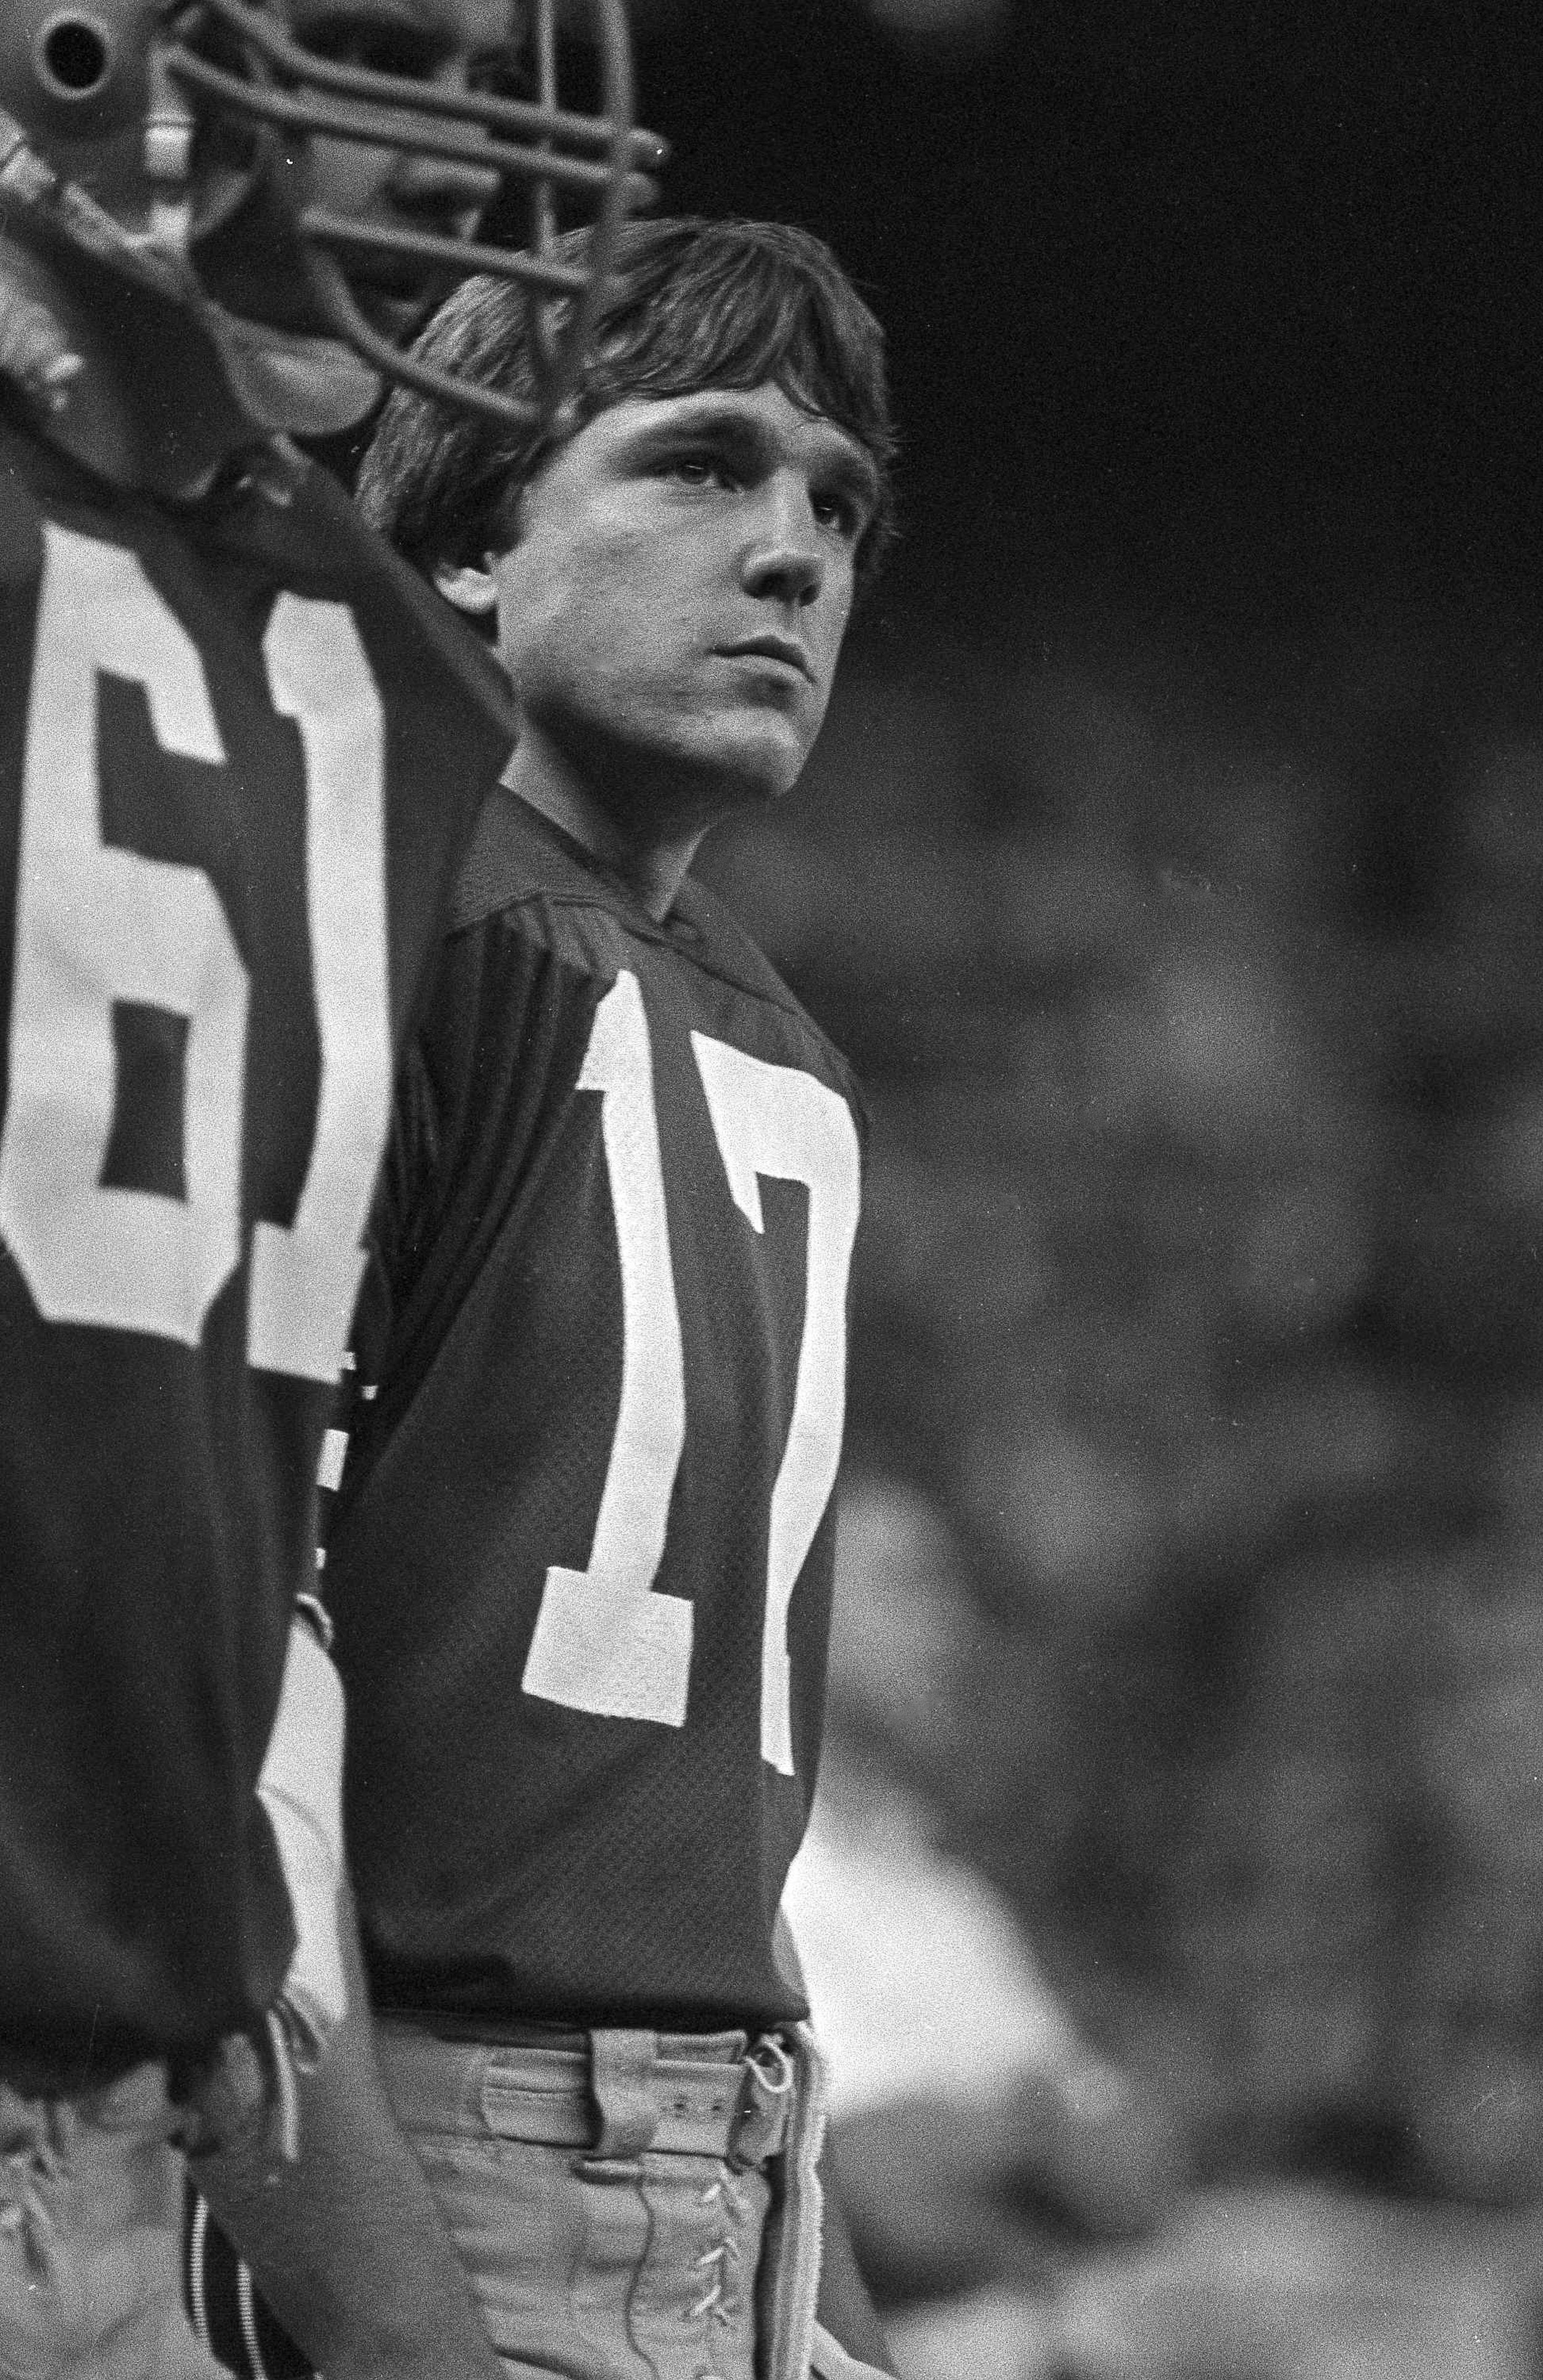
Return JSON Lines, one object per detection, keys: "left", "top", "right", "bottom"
{"left": 322, "top": 790, "right": 867, "bottom": 2033}
{"left": 0, "top": 416, "right": 513, "bottom": 2094}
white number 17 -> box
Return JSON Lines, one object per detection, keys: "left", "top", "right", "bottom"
{"left": 520, "top": 969, "right": 861, "bottom": 1775}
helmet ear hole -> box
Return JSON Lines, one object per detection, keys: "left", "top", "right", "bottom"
{"left": 39, "top": 16, "right": 114, "bottom": 97}
{"left": 1, "top": 2, "right": 148, "bottom": 141}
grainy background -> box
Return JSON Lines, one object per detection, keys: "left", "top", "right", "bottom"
{"left": 643, "top": 6, "right": 1543, "bottom": 2369}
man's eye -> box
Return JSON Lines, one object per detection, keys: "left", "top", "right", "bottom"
{"left": 663, "top": 455, "right": 733, "bottom": 489}
{"left": 813, "top": 492, "right": 861, "bottom": 539}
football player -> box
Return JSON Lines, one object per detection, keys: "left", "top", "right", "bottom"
{"left": 0, "top": 7, "right": 657, "bottom": 2378}
{"left": 190, "top": 215, "right": 901, "bottom": 2380}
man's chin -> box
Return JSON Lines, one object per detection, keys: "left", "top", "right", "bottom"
{"left": 725, "top": 711, "right": 820, "bottom": 799}
{"left": 561, "top": 706, "right": 817, "bottom": 837}
{"left": 700, "top": 731, "right": 812, "bottom": 816}
{"left": 201, "top": 266, "right": 431, "bottom": 344}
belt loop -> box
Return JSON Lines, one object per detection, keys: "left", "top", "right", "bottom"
{"left": 730, "top": 2033, "right": 794, "bottom": 2170}
{"left": 584, "top": 2029, "right": 659, "bottom": 2166}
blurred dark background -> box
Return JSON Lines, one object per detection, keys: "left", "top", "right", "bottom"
{"left": 634, "top": 3, "right": 1543, "bottom": 2367}
{"left": 634, "top": 0, "right": 1542, "bottom": 645}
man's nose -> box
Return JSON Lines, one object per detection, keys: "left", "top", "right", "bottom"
{"left": 385, "top": 67, "right": 502, "bottom": 218}
{"left": 741, "top": 475, "right": 825, "bottom": 607}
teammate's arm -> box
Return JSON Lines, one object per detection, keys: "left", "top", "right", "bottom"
{"left": 193, "top": 1048, "right": 493, "bottom": 2380}
{"left": 192, "top": 1880, "right": 506, "bottom": 2380}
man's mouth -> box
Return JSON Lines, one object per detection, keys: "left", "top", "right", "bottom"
{"left": 716, "top": 637, "right": 814, "bottom": 681}
{"left": 195, "top": 188, "right": 459, "bottom": 336}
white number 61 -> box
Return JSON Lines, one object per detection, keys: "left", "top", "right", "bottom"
{"left": 0, "top": 524, "right": 392, "bottom": 1385}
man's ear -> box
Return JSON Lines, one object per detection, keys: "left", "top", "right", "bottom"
{"left": 433, "top": 560, "right": 499, "bottom": 618}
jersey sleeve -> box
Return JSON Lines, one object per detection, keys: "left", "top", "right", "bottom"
{"left": 369, "top": 908, "right": 595, "bottom": 1403}
{"left": 320, "top": 896, "right": 597, "bottom": 1570}
{"left": 354, "top": 1030, "right": 443, "bottom": 1381}
{"left": 314, "top": 1027, "right": 439, "bottom": 1564}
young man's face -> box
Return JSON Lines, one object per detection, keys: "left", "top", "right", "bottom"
{"left": 472, "top": 382, "right": 881, "bottom": 826}
{"left": 201, "top": 0, "right": 525, "bottom": 328}
{"left": 289, "top": 0, "right": 520, "bottom": 283}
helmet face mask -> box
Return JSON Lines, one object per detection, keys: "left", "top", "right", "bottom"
{"left": 0, "top": 0, "right": 664, "bottom": 429}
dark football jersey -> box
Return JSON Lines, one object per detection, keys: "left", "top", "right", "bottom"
{"left": 0, "top": 418, "right": 512, "bottom": 2092}
{"left": 323, "top": 790, "right": 865, "bottom": 2033}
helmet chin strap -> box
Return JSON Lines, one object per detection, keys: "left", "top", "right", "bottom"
{"left": 1, "top": 99, "right": 382, "bottom": 444}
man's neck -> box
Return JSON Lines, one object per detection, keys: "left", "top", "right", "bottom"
{"left": 501, "top": 731, "right": 710, "bottom": 924}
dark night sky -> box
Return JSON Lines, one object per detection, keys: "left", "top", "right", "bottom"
{"left": 633, "top": 1, "right": 1542, "bottom": 643}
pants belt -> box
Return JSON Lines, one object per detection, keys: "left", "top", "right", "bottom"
{"left": 375, "top": 2019, "right": 796, "bottom": 2166}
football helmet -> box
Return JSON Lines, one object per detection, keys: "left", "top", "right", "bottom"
{"left": 0, "top": 0, "right": 665, "bottom": 428}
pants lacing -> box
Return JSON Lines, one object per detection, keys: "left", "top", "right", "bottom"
{"left": 1, "top": 2113, "right": 65, "bottom": 2281}
{"left": 688, "top": 2164, "right": 752, "bottom": 2334}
